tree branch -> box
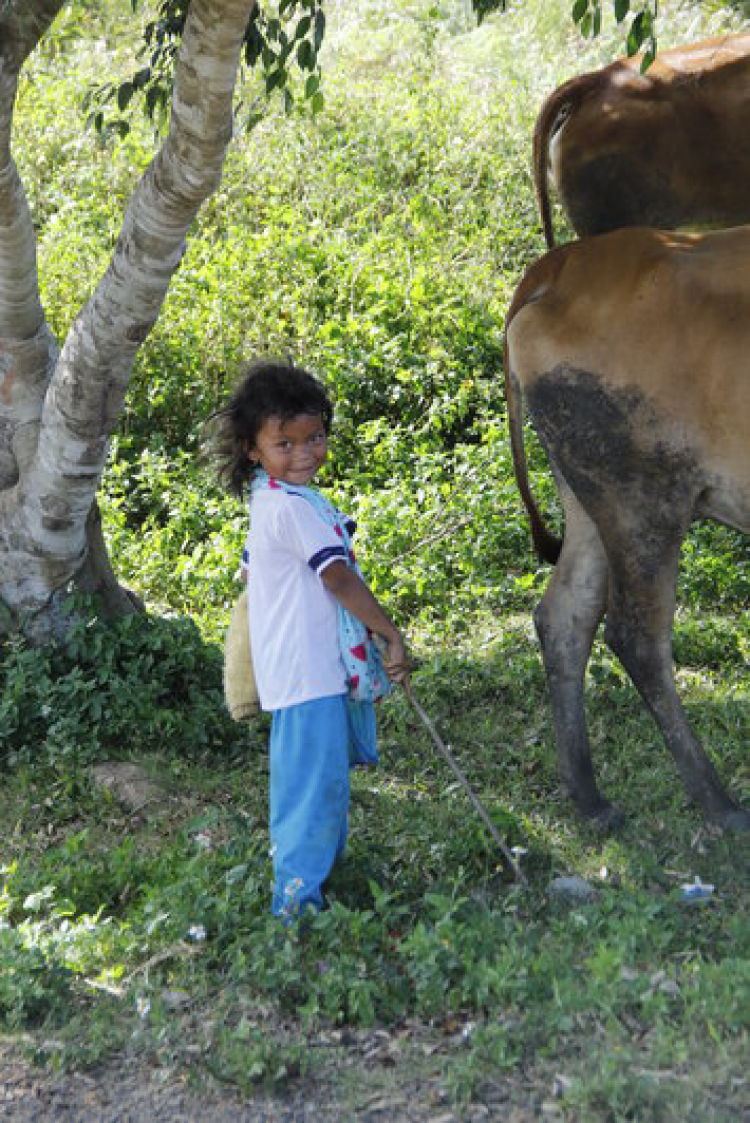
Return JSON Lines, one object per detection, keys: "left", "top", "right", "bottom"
{"left": 0, "top": 0, "right": 65, "bottom": 337}
{"left": 0, "top": 1, "right": 65, "bottom": 491}
{"left": 21, "top": 0, "right": 255, "bottom": 565}
{"left": 0, "top": 1, "right": 68, "bottom": 71}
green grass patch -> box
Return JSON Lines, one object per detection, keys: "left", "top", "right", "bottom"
{"left": 1, "top": 597, "right": 747, "bottom": 1112}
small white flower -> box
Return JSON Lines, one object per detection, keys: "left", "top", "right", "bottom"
{"left": 136, "top": 997, "right": 151, "bottom": 1020}
{"left": 194, "top": 831, "right": 212, "bottom": 850}
{"left": 188, "top": 923, "right": 207, "bottom": 942}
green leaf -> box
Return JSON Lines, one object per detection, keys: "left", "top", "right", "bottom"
{"left": 145, "top": 86, "right": 158, "bottom": 116}
{"left": 304, "top": 73, "right": 320, "bottom": 99}
{"left": 640, "top": 36, "right": 658, "bottom": 73}
{"left": 294, "top": 15, "right": 312, "bottom": 41}
{"left": 314, "top": 9, "right": 326, "bottom": 52}
{"left": 572, "top": 0, "right": 588, "bottom": 25}
{"left": 614, "top": 0, "right": 629, "bottom": 22}
{"left": 297, "top": 39, "right": 313, "bottom": 70}
{"left": 116, "top": 82, "right": 134, "bottom": 112}
{"left": 265, "top": 68, "right": 286, "bottom": 95}
{"left": 244, "top": 23, "right": 264, "bottom": 67}
{"left": 626, "top": 11, "right": 645, "bottom": 56}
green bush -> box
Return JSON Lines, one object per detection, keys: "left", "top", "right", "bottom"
{"left": 0, "top": 927, "right": 74, "bottom": 1030}
{"left": 0, "top": 604, "right": 249, "bottom": 766}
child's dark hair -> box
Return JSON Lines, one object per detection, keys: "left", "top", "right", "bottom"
{"left": 214, "top": 359, "right": 333, "bottom": 497}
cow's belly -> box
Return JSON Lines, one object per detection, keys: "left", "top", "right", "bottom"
{"left": 694, "top": 474, "right": 750, "bottom": 532}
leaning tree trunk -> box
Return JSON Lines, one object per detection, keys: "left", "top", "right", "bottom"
{"left": 0, "top": 0, "right": 255, "bottom": 641}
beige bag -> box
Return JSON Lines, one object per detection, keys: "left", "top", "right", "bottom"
{"left": 223, "top": 589, "right": 260, "bottom": 720}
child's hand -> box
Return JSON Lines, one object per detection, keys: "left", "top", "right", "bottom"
{"left": 378, "top": 631, "right": 410, "bottom": 686}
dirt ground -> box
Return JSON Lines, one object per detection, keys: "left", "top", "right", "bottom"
{"left": 0, "top": 1040, "right": 544, "bottom": 1121}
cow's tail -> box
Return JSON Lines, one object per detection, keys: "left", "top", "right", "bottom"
{"left": 503, "top": 294, "right": 562, "bottom": 565}
{"left": 532, "top": 73, "right": 599, "bottom": 250}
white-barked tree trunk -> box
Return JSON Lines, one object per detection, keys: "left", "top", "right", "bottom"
{"left": 0, "top": 0, "right": 254, "bottom": 640}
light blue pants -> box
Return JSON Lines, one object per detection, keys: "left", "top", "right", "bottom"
{"left": 270, "top": 694, "right": 376, "bottom": 918}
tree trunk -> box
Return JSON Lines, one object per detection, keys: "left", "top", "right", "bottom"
{"left": 0, "top": 0, "right": 255, "bottom": 641}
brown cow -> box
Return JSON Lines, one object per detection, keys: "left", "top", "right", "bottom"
{"left": 534, "top": 32, "right": 750, "bottom": 247}
{"left": 504, "top": 224, "right": 750, "bottom": 830}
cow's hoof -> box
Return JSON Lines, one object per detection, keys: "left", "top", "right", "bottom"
{"left": 574, "top": 798, "right": 626, "bottom": 832}
{"left": 712, "top": 807, "right": 750, "bottom": 833}
{"left": 590, "top": 802, "right": 626, "bottom": 832}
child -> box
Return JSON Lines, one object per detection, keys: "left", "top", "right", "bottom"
{"left": 216, "top": 359, "right": 409, "bottom": 919}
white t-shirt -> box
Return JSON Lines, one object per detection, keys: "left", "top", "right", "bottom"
{"left": 243, "top": 488, "right": 350, "bottom": 711}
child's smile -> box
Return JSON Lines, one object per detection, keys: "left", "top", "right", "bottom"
{"left": 248, "top": 412, "right": 328, "bottom": 486}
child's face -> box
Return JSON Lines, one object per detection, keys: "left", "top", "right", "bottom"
{"left": 247, "top": 412, "right": 328, "bottom": 486}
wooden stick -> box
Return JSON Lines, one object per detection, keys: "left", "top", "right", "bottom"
{"left": 401, "top": 680, "right": 528, "bottom": 887}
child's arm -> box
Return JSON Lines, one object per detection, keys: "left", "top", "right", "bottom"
{"left": 320, "top": 561, "right": 409, "bottom": 684}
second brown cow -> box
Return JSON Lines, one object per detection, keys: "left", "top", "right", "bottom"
{"left": 534, "top": 32, "right": 750, "bottom": 247}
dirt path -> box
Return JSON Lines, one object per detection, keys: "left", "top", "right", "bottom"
{"left": 1, "top": 1045, "right": 271, "bottom": 1121}
{"left": 0, "top": 1042, "right": 536, "bottom": 1121}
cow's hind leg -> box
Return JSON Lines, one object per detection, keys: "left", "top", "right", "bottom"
{"left": 604, "top": 531, "right": 750, "bottom": 832}
{"left": 526, "top": 366, "right": 748, "bottom": 830}
{"left": 534, "top": 484, "right": 620, "bottom": 826}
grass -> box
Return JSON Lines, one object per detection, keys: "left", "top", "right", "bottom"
{"left": 1, "top": 601, "right": 747, "bottom": 1115}
{"left": 1, "top": 0, "right": 749, "bottom": 1116}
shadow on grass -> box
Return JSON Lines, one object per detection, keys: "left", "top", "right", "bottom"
{"left": 373, "top": 628, "right": 748, "bottom": 896}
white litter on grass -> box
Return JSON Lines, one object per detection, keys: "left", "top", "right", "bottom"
{"left": 679, "top": 876, "right": 714, "bottom": 903}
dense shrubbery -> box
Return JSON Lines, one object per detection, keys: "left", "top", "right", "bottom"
{"left": 0, "top": 605, "right": 249, "bottom": 768}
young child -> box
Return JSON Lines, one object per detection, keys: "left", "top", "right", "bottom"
{"left": 217, "top": 359, "right": 409, "bottom": 920}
